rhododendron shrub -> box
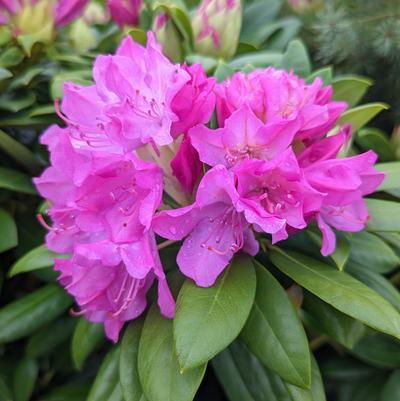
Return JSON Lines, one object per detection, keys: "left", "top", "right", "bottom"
{"left": 1, "top": 1, "right": 399, "bottom": 400}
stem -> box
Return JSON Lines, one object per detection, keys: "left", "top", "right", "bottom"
{"left": 309, "top": 335, "right": 329, "bottom": 351}
{"left": 157, "top": 239, "right": 177, "bottom": 250}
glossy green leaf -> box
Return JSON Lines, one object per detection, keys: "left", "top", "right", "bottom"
{"left": 25, "top": 317, "right": 76, "bottom": 358}
{"left": 278, "top": 40, "right": 311, "bottom": 77}
{"left": 338, "top": 103, "right": 389, "bottom": 133}
{"left": 303, "top": 293, "right": 365, "bottom": 348}
{"left": 0, "top": 209, "right": 17, "bottom": 253}
{"left": 241, "top": 261, "right": 311, "bottom": 388}
{"left": 212, "top": 340, "right": 325, "bottom": 401}
{"left": 321, "top": 357, "right": 376, "bottom": 382}
{"left": 8, "top": 245, "right": 68, "bottom": 278}
{"left": 380, "top": 370, "right": 400, "bottom": 401}
{"left": 0, "top": 47, "right": 24, "bottom": 67}
{"left": 351, "top": 334, "right": 400, "bottom": 369}
{"left": 229, "top": 51, "right": 282, "bottom": 69}
{"left": 347, "top": 231, "right": 399, "bottom": 273}
{"left": 240, "top": 0, "right": 281, "bottom": 47}
{"left": 269, "top": 247, "right": 400, "bottom": 340}
{"left": 71, "top": 317, "right": 104, "bottom": 370}
{"left": 174, "top": 255, "right": 256, "bottom": 370}
{"left": 87, "top": 348, "right": 121, "bottom": 401}
{"left": 351, "top": 373, "right": 387, "bottom": 401}
{"left": 0, "top": 375, "right": 12, "bottom": 401}
{"left": 214, "top": 60, "right": 235, "bottom": 82}
{"left": 347, "top": 263, "right": 400, "bottom": 312}
{"left": 0, "top": 284, "right": 72, "bottom": 343}
{"left": 0, "top": 129, "right": 41, "bottom": 174}
{"left": 365, "top": 199, "right": 400, "bottom": 232}
{"left": 185, "top": 54, "right": 218, "bottom": 73}
{"left": 0, "top": 68, "right": 12, "bottom": 81}
{"left": 0, "top": 167, "right": 36, "bottom": 194}
{"left": 377, "top": 232, "right": 400, "bottom": 257}
{"left": 307, "top": 230, "right": 351, "bottom": 271}
{"left": 332, "top": 76, "right": 372, "bottom": 108}
{"left": 39, "top": 382, "right": 90, "bottom": 401}
{"left": 376, "top": 162, "right": 400, "bottom": 191}
{"left": 356, "top": 128, "right": 395, "bottom": 162}
{"left": 13, "top": 357, "right": 38, "bottom": 401}
{"left": 120, "top": 319, "right": 146, "bottom": 401}
{"left": 0, "top": 91, "right": 36, "bottom": 112}
{"left": 139, "top": 306, "right": 206, "bottom": 401}
{"left": 262, "top": 18, "right": 302, "bottom": 51}
{"left": 8, "top": 67, "right": 42, "bottom": 90}
{"left": 306, "top": 67, "right": 333, "bottom": 85}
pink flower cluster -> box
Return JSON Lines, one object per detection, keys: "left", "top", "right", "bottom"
{"left": 35, "top": 33, "right": 384, "bottom": 341}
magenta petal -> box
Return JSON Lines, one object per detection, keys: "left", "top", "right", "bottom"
{"left": 317, "top": 214, "right": 336, "bottom": 256}
{"left": 54, "top": 0, "right": 88, "bottom": 27}
{"left": 157, "top": 278, "right": 175, "bottom": 318}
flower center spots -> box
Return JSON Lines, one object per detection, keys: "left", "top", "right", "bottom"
{"left": 225, "top": 145, "right": 260, "bottom": 166}
{"left": 200, "top": 207, "right": 244, "bottom": 255}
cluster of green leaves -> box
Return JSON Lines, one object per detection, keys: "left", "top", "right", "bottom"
{"left": 0, "top": 0, "right": 399, "bottom": 400}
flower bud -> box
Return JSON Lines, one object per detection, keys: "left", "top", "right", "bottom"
{"left": 192, "top": 0, "right": 242, "bottom": 60}
{"left": 107, "top": 0, "right": 142, "bottom": 27}
{"left": 70, "top": 19, "right": 97, "bottom": 53}
{"left": 152, "top": 13, "right": 183, "bottom": 62}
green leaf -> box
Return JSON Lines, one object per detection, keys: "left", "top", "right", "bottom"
{"left": 376, "top": 162, "right": 400, "bottom": 191}
{"left": 365, "top": 199, "right": 400, "bottom": 232}
{"left": 321, "top": 357, "right": 376, "bottom": 382}
{"left": 307, "top": 230, "right": 351, "bottom": 271}
{"left": 186, "top": 54, "right": 218, "bottom": 73}
{"left": 0, "top": 68, "right": 12, "bottom": 81}
{"left": 174, "top": 255, "right": 256, "bottom": 370}
{"left": 0, "top": 209, "right": 17, "bottom": 253}
{"left": 278, "top": 40, "right": 311, "bottom": 77}
{"left": 0, "top": 167, "right": 36, "bottom": 194}
{"left": 347, "top": 263, "right": 400, "bottom": 312}
{"left": 212, "top": 340, "right": 325, "bottom": 401}
{"left": 39, "top": 382, "right": 90, "bottom": 401}
{"left": 87, "top": 348, "right": 121, "bottom": 401}
{"left": 0, "top": 91, "right": 36, "bottom": 112}
{"left": 380, "top": 370, "right": 400, "bottom": 401}
{"left": 241, "top": 261, "right": 311, "bottom": 388}
{"left": 213, "top": 60, "right": 235, "bottom": 82}
{"left": 356, "top": 128, "right": 395, "bottom": 162}
{"left": 8, "top": 245, "right": 64, "bottom": 277}
{"left": 139, "top": 306, "right": 206, "bottom": 401}
{"left": 351, "top": 334, "right": 400, "bottom": 369}
{"left": 13, "top": 357, "right": 38, "bottom": 401}
{"left": 347, "top": 231, "right": 399, "bottom": 273}
{"left": 240, "top": 0, "right": 282, "bottom": 47}
{"left": 8, "top": 67, "right": 42, "bottom": 90}
{"left": 338, "top": 103, "right": 389, "bottom": 133}
{"left": 306, "top": 67, "right": 333, "bottom": 85}
{"left": 0, "top": 284, "right": 72, "bottom": 343}
{"left": 229, "top": 51, "right": 282, "bottom": 70}
{"left": 377, "top": 232, "right": 400, "bottom": 257}
{"left": 0, "top": 47, "right": 24, "bottom": 68}
{"left": 71, "top": 317, "right": 104, "bottom": 370}
{"left": 0, "top": 375, "right": 12, "bottom": 401}
{"left": 0, "top": 129, "right": 41, "bottom": 174}
{"left": 332, "top": 76, "right": 373, "bottom": 108}
{"left": 303, "top": 293, "right": 365, "bottom": 348}
{"left": 25, "top": 317, "right": 76, "bottom": 358}
{"left": 120, "top": 319, "right": 146, "bottom": 401}
{"left": 269, "top": 247, "right": 400, "bottom": 340}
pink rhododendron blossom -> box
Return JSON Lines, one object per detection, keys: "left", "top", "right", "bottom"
{"left": 303, "top": 149, "right": 384, "bottom": 255}
{"left": 59, "top": 32, "right": 190, "bottom": 152}
{"left": 190, "top": 104, "right": 301, "bottom": 167}
{"left": 215, "top": 68, "right": 347, "bottom": 143}
{"left": 153, "top": 166, "right": 259, "bottom": 287}
{"left": 233, "top": 148, "right": 324, "bottom": 243}
{"left": 34, "top": 124, "right": 174, "bottom": 341}
{"left": 170, "top": 135, "right": 203, "bottom": 194}
{"left": 171, "top": 64, "right": 216, "bottom": 137}
{"left": 108, "top": 0, "right": 142, "bottom": 27}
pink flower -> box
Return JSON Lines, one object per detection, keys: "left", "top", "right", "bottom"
{"left": 34, "top": 124, "right": 174, "bottom": 341}
{"left": 59, "top": 32, "right": 190, "bottom": 153}
{"left": 190, "top": 104, "right": 301, "bottom": 167}
{"left": 171, "top": 64, "right": 216, "bottom": 138}
{"left": 153, "top": 165, "right": 259, "bottom": 287}
{"left": 170, "top": 134, "right": 203, "bottom": 195}
{"left": 303, "top": 149, "right": 384, "bottom": 255}
{"left": 55, "top": 232, "right": 173, "bottom": 342}
{"left": 108, "top": 0, "right": 142, "bottom": 27}
{"left": 233, "top": 148, "right": 324, "bottom": 243}
{"left": 215, "top": 68, "right": 347, "bottom": 143}
{"left": 54, "top": 0, "right": 89, "bottom": 27}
